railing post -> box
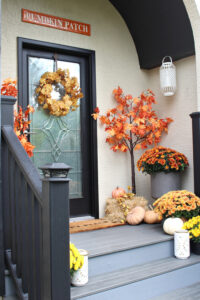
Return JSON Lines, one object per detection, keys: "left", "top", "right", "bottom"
{"left": 1, "top": 96, "right": 16, "bottom": 126}
{"left": 40, "top": 163, "right": 71, "bottom": 300}
{"left": 0, "top": 95, "right": 16, "bottom": 296}
{"left": 190, "top": 112, "right": 200, "bottom": 196}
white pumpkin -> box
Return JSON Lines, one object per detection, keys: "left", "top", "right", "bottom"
{"left": 163, "top": 217, "right": 184, "bottom": 235}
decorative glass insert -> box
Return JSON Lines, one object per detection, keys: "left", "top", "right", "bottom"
{"left": 28, "top": 57, "right": 82, "bottom": 198}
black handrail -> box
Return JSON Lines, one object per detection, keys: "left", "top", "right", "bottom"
{"left": 1, "top": 98, "right": 71, "bottom": 300}
{"left": 2, "top": 125, "right": 42, "bottom": 204}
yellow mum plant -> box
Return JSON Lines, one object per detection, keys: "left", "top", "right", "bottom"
{"left": 183, "top": 216, "right": 200, "bottom": 243}
{"left": 70, "top": 243, "right": 84, "bottom": 276}
{"left": 153, "top": 190, "right": 200, "bottom": 220}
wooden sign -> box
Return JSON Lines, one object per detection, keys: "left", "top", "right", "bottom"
{"left": 22, "top": 9, "right": 91, "bottom": 36}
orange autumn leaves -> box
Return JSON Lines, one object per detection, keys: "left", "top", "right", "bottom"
{"left": 1, "top": 78, "right": 18, "bottom": 97}
{"left": 92, "top": 87, "right": 173, "bottom": 153}
{"left": 1, "top": 78, "right": 35, "bottom": 157}
{"left": 14, "top": 106, "right": 35, "bottom": 157}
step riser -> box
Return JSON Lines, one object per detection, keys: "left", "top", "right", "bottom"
{"left": 89, "top": 240, "right": 173, "bottom": 277}
{"left": 78, "top": 263, "right": 200, "bottom": 300}
{"left": 152, "top": 282, "right": 200, "bottom": 300}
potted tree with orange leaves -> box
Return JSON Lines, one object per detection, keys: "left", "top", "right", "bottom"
{"left": 92, "top": 87, "right": 173, "bottom": 194}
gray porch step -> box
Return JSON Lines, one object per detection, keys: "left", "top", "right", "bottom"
{"left": 70, "top": 224, "right": 173, "bottom": 257}
{"left": 71, "top": 224, "right": 174, "bottom": 277}
{"left": 71, "top": 254, "right": 200, "bottom": 300}
{"left": 152, "top": 281, "right": 200, "bottom": 300}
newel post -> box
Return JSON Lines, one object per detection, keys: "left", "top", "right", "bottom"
{"left": 190, "top": 112, "right": 200, "bottom": 196}
{"left": 1, "top": 96, "right": 16, "bottom": 126}
{"left": 40, "top": 163, "right": 71, "bottom": 300}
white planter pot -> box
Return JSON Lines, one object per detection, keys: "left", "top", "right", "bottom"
{"left": 151, "top": 172, "right": 181, "bottom": 199}
{"left": 71, "top": 249, "right": 88, "bottom": 286}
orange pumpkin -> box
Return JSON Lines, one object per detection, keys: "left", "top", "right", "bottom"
{"left": 144, "top": 210, "right": 160, "bottom": 224}
{"left": 112, "top": 187, "right": 126, "bottom": 199}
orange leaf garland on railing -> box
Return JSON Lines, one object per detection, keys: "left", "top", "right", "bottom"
{"left": 1, "top": 78, "right": 18, "bottom": 97}
{"left": 14, "top": 106, "right": 35, "bottom": 157}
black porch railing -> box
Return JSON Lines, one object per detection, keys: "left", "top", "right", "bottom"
{"left": 1, "top": 96, "right": 71, "bottom": 300}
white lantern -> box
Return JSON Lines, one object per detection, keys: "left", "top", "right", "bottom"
{"left": 174, "top": 230, "right": 190, "bottom": 259}
{"left": 160, "top": 56, "right": 176, "bottom": 96}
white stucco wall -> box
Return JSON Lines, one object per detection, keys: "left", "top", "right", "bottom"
{"left": 183, "top": 0, "right": 200, "bottom": 111}
{"left": 2, "top": 0, "right": 197, "bottom": 216}
{"left": 135, "top": 57, "right": 196, "bottom": 203}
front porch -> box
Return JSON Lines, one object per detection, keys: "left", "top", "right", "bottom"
{"left": 5, "top": 224, "right": 200, "bottom": 299}
{"left": 70, "top": 224, "right": 200, "bottom": 299}
{"left": 1, "top": 0, "right": 200, "bottom": 299}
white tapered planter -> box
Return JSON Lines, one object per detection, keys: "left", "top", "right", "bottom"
{"left": 71, "top": 249, "right": 88, "bottom": 286}
{"left": 174, "top": 230, "right": 190, "bottom": 259}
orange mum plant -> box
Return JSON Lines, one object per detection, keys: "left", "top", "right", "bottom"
{"left": 137, "top": 146, "right": 189, "bottom": 174}
{"left": 92, "top": 87, "right": 173, "bottom": 193}
{"left": 14, "top": 106, "right": 35, "bottom": 157}
{"left": 153, "top": 190, "right": 200, "bottom": 220}
{"left": 1, "top": 78, "right": 18, "bottom": 97}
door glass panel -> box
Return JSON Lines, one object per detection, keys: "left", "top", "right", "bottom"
{"left": 28, "top": 57, "right": 82, "bottom": 198}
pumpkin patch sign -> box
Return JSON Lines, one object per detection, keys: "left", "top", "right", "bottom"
{"left": 22, "top": 9, "right": 91, "bottom": 36}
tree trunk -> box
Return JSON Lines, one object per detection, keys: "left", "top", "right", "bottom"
{"left": 130, "top": 148, "right": 136, "bottom": 194}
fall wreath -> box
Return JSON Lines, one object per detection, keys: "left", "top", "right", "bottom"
{"left": 35, "top": 69, "right": 83, "bottom": 117}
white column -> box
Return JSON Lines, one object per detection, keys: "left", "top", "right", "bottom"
{"left": 183, "top": 0, "right": 200, "bottom": 111}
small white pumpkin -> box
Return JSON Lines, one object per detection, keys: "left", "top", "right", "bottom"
{"left": 163, "top": 217, "right": 184, "bottom": 235}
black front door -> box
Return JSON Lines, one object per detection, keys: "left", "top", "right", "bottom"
{"left": 18, "top": 38, "right": 98, "bottom": 217}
